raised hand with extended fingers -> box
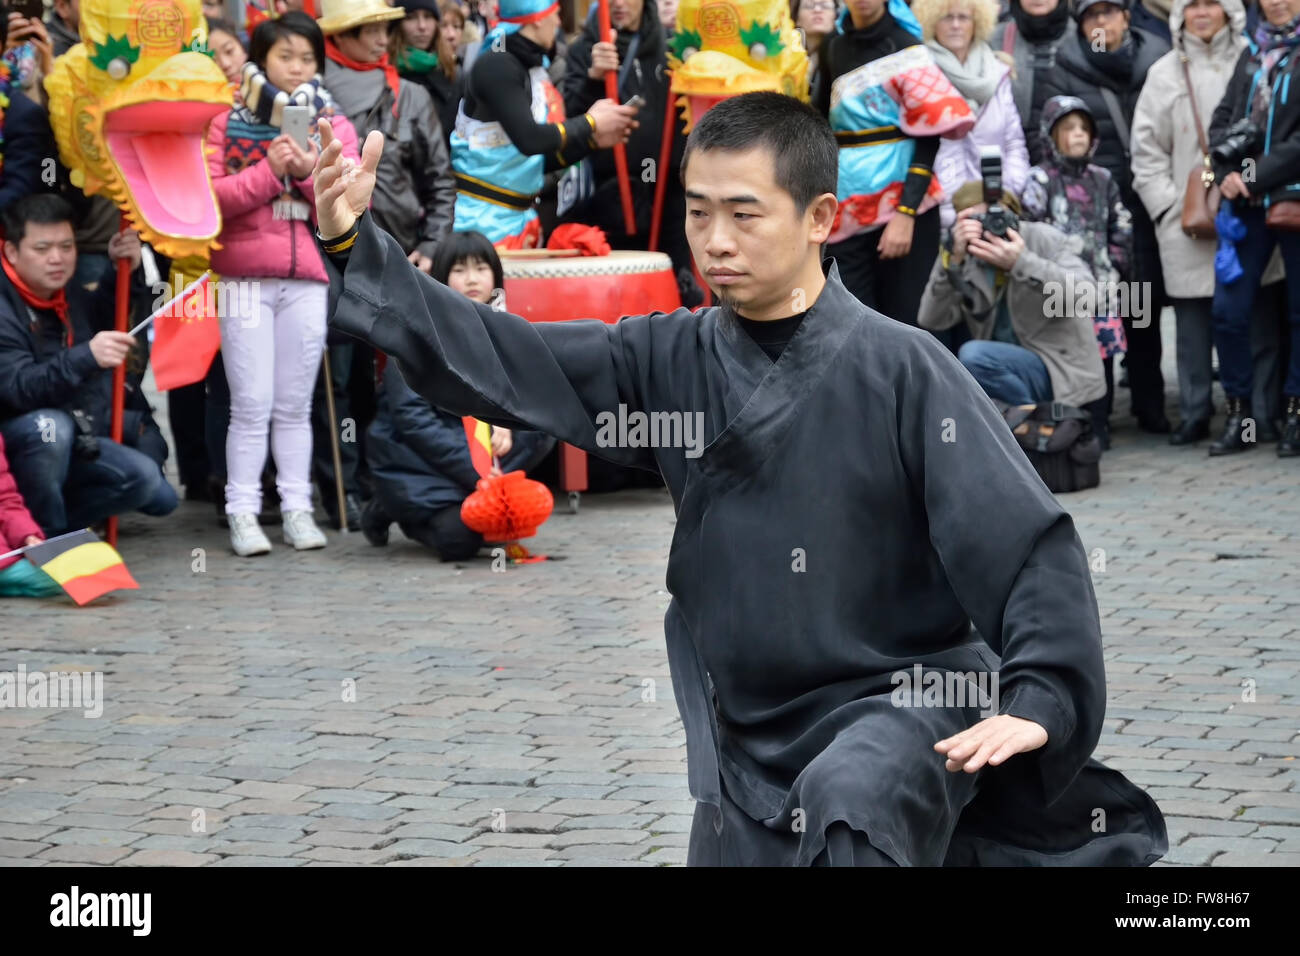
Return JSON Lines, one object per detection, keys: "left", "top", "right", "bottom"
{"left": 312, "top": 119, "right": 385, "bottom": 240}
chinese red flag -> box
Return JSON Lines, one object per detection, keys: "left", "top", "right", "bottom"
{"left": 151, "top": 272, "right": 222, "bottom": 391}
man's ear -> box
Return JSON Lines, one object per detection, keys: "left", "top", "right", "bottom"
{"left": 807, "top": 192, "right": 839, "bottom": 245}
{"left": 2, "top": 241, "right": 17, "bottom": 266}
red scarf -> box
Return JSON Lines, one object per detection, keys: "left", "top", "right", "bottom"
{"left": 2, "top": 255, "right": 72, "bottom": 346}
{"left": 325, "top": 39, "right": 401, "bottom": 117}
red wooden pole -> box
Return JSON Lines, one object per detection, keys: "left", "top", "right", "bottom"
{"left": 106, "top": 216, "right": 130, "bottom": 547}
{"left": 648, "top": 80, "right": 676, "bottom": 252}
{"left": 598, "top": 0, "right": 637, "bottom": 235}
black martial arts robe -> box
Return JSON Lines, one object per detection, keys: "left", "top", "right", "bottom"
{"left": 324, "top": 214, "right": 1168, "bottom": 866}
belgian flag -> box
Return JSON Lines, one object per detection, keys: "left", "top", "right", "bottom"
{"left": 23, "top": 530, "right": 139, "bottom": 606}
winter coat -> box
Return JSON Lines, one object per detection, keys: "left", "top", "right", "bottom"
{"left": 0, "top": 261, "right": 152, "bottom": 432}
{"left": 0, "top": 90, "right": 56, "bottom": 215}
{"left": 918, "top": 219, "right": 1108, "bottom": 407}
{"left": 932, "top": 59, "right": 1030, "bottom": 228}
{"left": 1024, "top": 96, "right": 1133, "bottom": 290}
{"left": 1039, "top": 25, "right": 1171, "bottom": 198}
{"left": 324, "top": 62, "right": 457, "bottom": 259}
{"left": 0, "top": 433, "right": 43, "bottom": 571}
{"left": 1131, "top": 0, "right": 1284, "bottom": 298}
{"left": 1208, "top": 17, "right": 1300, "bottom": 209}
{"left": 367, "top": 364, "right": 554, "bottom": 521}
{"left": 990, "top": 0, "right": 1072, "bottom": 165}
{"left": 206, "top": 111, "right": 360, "bottom": 283}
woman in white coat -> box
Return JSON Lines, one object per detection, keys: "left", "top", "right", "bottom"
{"left": 1131, "top": 0, "right": 1285, "bottom": 446}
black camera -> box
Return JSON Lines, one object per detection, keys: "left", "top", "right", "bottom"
{"left": 972, "top": 146, "right": 1019, "bottom": 239}
{"left": 1209, "top": 118, "right": 1262, "bottom": 167}
{"left": 70, "top": 409, "right": 100, "bottom": 461}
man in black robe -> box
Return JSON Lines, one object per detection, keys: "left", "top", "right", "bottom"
{"left": 311, "top": 93, "right": 1168, "bottom": 866}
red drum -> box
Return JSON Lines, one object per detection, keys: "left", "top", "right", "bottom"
{"left": 502, "top": 249, "right": 682, "bottom": 324}
{"left": 501, "top": 250, "right": 682, "bottom": 510}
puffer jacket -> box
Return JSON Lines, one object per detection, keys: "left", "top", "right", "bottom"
{"left": 918, "top": 218, "right": 1107, "bottom": 407}
{"left": 931, "top": 53, "right": 1030, "bottom": 228}
{"left": 1131, "top": 0, "right": 1284, "bottom": 298}
{"left": 324, "top": 63, "right": 457, "bottom": 260}
{"left": 206, "top": 111, "right": 360, "bottom": 282}
{"left": 367, "top": 364, "right": 555, "bottom": 521}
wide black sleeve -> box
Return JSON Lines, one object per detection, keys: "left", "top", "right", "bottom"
{"left": 470, "top": 50, "right": 597, "bottom": 167}
{"left": 897, "top": 332, "right": 1106, "bottom": 805}
{"left": 324, "top": 213, "right": 661, "bottom": 471}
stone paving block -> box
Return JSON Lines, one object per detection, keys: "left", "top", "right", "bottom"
{"left": 121, "top": 849, "right": 220, "bottom": 866}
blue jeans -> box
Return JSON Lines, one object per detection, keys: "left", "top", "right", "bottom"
{"left": 957, "top": 340, "right": 1053, "bottom": 404}
{"left": 0, "top": 409, "right": 178, "bottom": 535}
{"left": 1212, "top": 204, "right": 1300, "bottom": 400}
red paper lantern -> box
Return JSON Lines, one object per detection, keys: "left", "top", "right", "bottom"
{"left": 460, "top": 470, "right": 554, "bottom": 542}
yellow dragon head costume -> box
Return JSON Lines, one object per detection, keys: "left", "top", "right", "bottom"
{"left": 44, "top": 0, "right": 233, "bottom": 259}
{"left": 667, "top": 0, "right": 810, "bottom": 131}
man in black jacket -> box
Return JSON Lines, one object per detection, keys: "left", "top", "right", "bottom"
{"left": 0, "top": 195, "right": 178, "bottom": 535}
{"left": 1040, "top": 0, "right": 1172, "bottom": 433}
{"left": 559, "top": 0, "right": 693, "bottom": 285}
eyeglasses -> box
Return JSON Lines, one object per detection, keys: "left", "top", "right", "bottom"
{"left": 938, "top": 11, "right": 974, "bottom": 23}
{"left": 805, "top": 1, "right": 837, "bottom": 11}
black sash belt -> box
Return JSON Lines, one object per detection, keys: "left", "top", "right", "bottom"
{"left": 834, "top": 126, "right": 905, "bottom": 147}
{"left": 455, "top": 174, "right": 536, "bottom": 211}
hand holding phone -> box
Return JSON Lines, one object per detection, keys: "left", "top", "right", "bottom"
{"left": 281, "top": 105, "right": 312, "bottom": 151}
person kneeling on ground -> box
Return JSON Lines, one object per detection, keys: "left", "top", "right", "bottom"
{"left": 0, "top": 194, "right": 178, "bottom": 536}
{"left": 0, "top": 432, "right": 62, "bottom": 598}
{"left": 360, "top": 230, "right": 555, "bottom": 559}
{"left": 918, "top": 182, "right": 1110, "bottom": 444}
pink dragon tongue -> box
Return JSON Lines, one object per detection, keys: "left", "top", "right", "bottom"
{"left": 130, "top": 133, "right": 209, "bottom": 225}
{"left": 104, "top": 101, "right": 226, "bottom": 240}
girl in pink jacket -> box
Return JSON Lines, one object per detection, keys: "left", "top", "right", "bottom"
{"left": 206, "top": 12, "right": 360, "bottom": 557}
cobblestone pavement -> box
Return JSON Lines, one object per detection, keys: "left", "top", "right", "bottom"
{"left": 1, "top": 313, "right": 1297, "bottom": 866}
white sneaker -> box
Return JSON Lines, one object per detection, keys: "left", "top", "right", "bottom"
{"left": 282, "top": 510, "right": 327, "bottom": 550}
{"left": 229, "top": 512, "right": 271, "bottom": 556}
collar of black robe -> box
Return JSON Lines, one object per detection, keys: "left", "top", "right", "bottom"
{"left": 697, "top": 256, "right": 862, "bottom": 484}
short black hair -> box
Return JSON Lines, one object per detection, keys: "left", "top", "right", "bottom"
{"left": 431, "top": 230, "right": 504, "bottom": 292}
{"left": 250, "top": 11, "right": 325, "bottom": 75}
{"left": 205, "top": 15, "right": 243, "bottom": 42}
{"left": 680, "top": 92, "right": 838, "bottom": 213}
{"left": 3, "top": 194, "right": 76, "bottom": 246}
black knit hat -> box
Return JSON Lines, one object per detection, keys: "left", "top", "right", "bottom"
{"left": 1075, "top": 0, "right": 1130, "bottom": 21}
{"left": 399, "top": 0, "right": 442, "bottom": 18}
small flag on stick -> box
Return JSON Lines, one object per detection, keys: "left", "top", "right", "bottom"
{"left": 135, "top": 271, "right": 222, "bottom": 391}
{"left": 20, "top": 529, "right": 139, "bottom": 606}
{"left": 463, "top": 416, "right": 494, "bottom": 477}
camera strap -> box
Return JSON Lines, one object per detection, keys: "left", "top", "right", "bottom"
{"left": 1098, "top": 86, "right": 1130, "bottom": 161}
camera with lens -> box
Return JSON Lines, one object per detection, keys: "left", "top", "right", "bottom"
{"left": 1209, "top": 118, "right": 1262, "bottom": 168}
{"left": 70, "top": 409, "right": 100, "bottom": 461}
{"left": 972, "top": 146, "right": 1019, "bottom": 239}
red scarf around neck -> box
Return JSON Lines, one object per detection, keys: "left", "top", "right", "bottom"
{"left": 2, "top": 254, "right": 72, "bottom": 346}
{"left": 326, "top": 39, "right": 401, "bottom": 117}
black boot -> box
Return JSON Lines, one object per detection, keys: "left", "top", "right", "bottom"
{"left": 360, "top": 497, "right": 390, "bottom": 546}
{"left": 1208, "top": 397, "right": 1258, "bottom": 456}
{"left": 1279, "top": 396, "right": 1300, "bottom": 458}
{"left": 1169, "top": 418, "right": 1210, "bottom": 446}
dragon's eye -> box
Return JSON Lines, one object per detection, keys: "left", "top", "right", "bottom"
{"left": 107, "top": 57, "right": 131, "bottom": 79}
{"left": 749, "top": 43, "right": 768, "bottom": 60}
{"left": 682, "top": 46, "right": 698, "bottom": 59}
